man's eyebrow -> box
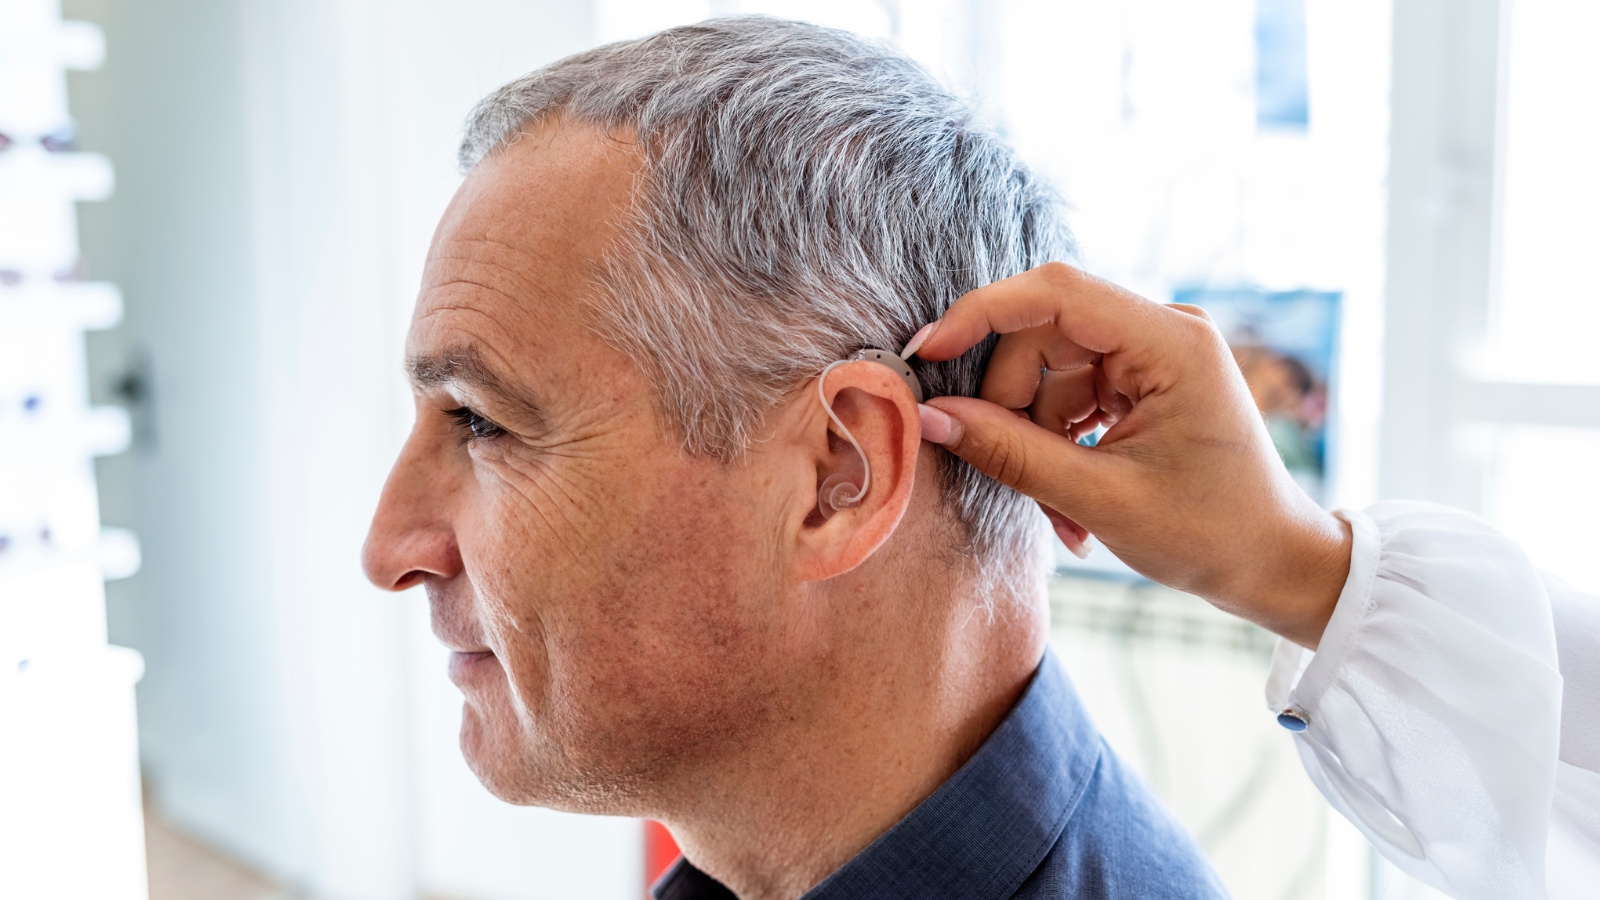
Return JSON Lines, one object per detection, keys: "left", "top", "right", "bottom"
{"left": 407, "top": 346, "right": 546, "bottom": 423}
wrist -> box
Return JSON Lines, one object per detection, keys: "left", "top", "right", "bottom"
{"left": 1276, "top": 511, "right": 1353, "bottom": 650}
{"left": 1234, "top": 509, "right": 1353, "bottom": 650}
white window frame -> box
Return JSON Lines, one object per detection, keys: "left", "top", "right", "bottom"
{"left": 1381, "top": 0, "right": 1600, "bottom": 511}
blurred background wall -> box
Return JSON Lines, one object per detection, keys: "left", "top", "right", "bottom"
{"left": 10, "top": 0, "right": 1594, "bottom": 898}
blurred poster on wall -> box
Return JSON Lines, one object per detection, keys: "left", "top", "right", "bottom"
{"left": 1174, "top": 287, "right": 1340, "bottom": 503}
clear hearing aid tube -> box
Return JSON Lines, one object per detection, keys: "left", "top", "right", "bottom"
{"left": 817, "top": 360, "right": 869, "bottom": 518}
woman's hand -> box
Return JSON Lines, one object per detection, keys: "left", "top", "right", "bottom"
{"left": 910, "top": 262, "right": 1351, "bottom": 649}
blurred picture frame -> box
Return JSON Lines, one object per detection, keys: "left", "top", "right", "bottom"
{"left": 1175, "top": 286, "right": 1341, "bottom": 504}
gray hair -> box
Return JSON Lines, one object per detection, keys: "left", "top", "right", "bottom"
{"left": 460, "top": 16, "right": 1069, "bottom": 602}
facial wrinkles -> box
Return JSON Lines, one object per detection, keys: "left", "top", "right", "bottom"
{"left": 418, "top": 208, "right": 568, "bottom": 319}
{"left": 438, "top": 343, "right": 789, "bottom": 787}
{"left": 407, "top": 332, "right": 616, "bottom": 729}
{"left": 419, "top": 262, "right": 535, "bottom": 320}
{"left": 467, "top": 440, "right": 614, "bottom": 645}
{"left": 496, "top": 460, "right": 602, "bottom": 565}
{"left": 411, "top": 303, "right": 529, "bottom": 374}
{"left": 407, "top": 124, "right": 844, "bottom": 809}
{"left": 462, "top": 383, "right": 682, "bottom": 753}
{"left": 450, "top": 447, "right": 617, "bottom": 772}
{"left": 459, "top": 339, "right": 636, "bottom": 531}
{"left": 456, "top": 390, "right": 631, "bottom": 654}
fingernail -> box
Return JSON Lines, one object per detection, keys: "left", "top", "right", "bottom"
{"left": 1044, "top": 511, "right": 1089, "bottom": 558}
{"left": 900, "top": 321, "right": 940, "bottom": 360}
{"left": 918, "top": 403, "right": 962, "bottom": 445}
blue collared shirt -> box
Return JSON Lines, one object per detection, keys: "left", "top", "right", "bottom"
{"left": 653, "top": 648, "right": 1230, "bottom": 899}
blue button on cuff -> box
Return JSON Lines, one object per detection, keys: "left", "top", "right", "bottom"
{"left": 1277, "top": 709, "right": 1309, "bottom": 732}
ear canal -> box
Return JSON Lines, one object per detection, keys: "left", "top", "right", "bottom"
{"left": 817, "top": 473, "right": 863, "bottom": 520}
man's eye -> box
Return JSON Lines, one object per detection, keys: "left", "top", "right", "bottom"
{"left": 444, "top": 406, "right": 505, "bottom": 442}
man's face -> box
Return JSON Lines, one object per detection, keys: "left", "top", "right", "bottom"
{"left": 362, "top": 124, "right": 805, "bottom": 809}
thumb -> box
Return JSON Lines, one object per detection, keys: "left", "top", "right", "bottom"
{"left": 920, "top": 396, "right": 1104, "bottom": 512}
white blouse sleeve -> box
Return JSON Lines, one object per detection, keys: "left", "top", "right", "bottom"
{"left": 1264, "top": 500, "right": 1600, "bottom": 900}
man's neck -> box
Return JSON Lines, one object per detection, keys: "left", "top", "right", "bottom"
{"left": 660, "top": 589, "right": 1048, "bottom": 900}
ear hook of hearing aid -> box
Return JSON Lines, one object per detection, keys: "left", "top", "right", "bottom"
{"left": 815, "top": 337, "right": 927, "bottom": 520}
{"left": 816, "top": 359, "right": 869, "bottom": 520}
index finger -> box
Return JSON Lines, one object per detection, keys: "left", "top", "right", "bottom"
{"left": 912, "top": 262, "right": 1165, "bottom": 364}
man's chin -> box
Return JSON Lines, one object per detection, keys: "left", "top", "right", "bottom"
{"left": 458, "top": 703, "right": 651, "bottom": 815}
{"left": 459, "top": 702, "right": 547, "bottom": 805}
{"left": 450, "top": 654, "right": 542, "bottom": 801}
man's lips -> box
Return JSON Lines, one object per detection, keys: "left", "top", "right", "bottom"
{"left": 447, "top": 649, "right": 499, "bottom": 683}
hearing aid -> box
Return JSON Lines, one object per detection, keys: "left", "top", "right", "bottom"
{"left": 815, "top": 344, "right": 926, "bottom": 520}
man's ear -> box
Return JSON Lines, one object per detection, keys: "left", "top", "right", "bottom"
{"left": 790, "top": 360, "right": 921, "bottom": 582}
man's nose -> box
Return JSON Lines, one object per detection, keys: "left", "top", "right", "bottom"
{"left": 362, "top": 440, "right": 464, "bottom": 592}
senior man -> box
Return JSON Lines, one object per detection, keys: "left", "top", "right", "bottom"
{"left": 363, "top": 16, "right": 1226, "bottom": 900}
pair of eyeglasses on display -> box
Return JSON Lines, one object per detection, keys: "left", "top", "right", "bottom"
{"left": 0, "top": 529, "right": 67, "bottom": 574}
{"left": 0, "top": 122, "right": 77, "bottom": 154}
{"left": 0, "top": 525, "right": 56, "bottom": 559}
{"left": 0, "top": 258, "right": 88, "bottom": 286}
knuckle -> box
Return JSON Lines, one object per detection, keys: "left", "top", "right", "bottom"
{"left": 1174, "top": 307, "right": 1226, "bottom": 345}
{"left": 1035, "top": 260, "right": 1077, "bottom": 289}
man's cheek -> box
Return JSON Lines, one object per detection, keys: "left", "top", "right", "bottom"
{"left": 460, "top": 495, "right": 570, "bottom": 642}
{"left": 482, "top": 451, "right": 622, "bottom": 540}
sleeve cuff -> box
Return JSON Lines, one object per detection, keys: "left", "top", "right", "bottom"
{"left": 1264, "top": 507, "right": 1382, "bottom": 719}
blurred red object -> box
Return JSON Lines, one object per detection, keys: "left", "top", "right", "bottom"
{"left": 644, "top": 820, "right": 681, "bottom": 897}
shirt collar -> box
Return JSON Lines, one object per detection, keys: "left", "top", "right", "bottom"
{"left": 653, "top": 647, "right": 1102, "bottom": 900}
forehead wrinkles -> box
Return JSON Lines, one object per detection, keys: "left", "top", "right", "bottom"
{"left": 418, "top": 242, "right": 544, "bottom": 320}
{"left": 408, "top": 301, "right": 526, "bottom": 371}
{"left": 418, "top": 124, "right": 645, "bottom": 336}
